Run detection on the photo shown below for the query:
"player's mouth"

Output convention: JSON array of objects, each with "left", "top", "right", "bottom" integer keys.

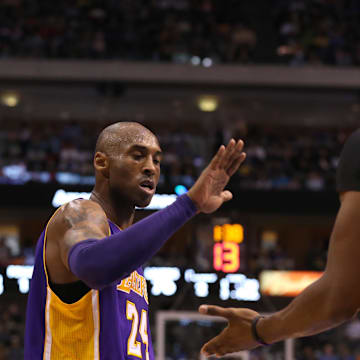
[{"left": 139, "top": 180, "right": 155, "bottom": 195}]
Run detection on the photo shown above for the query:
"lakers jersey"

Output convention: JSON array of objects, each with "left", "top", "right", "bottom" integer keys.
[{"left": 25, "top": 218, "right": 154, "bottom": 360}]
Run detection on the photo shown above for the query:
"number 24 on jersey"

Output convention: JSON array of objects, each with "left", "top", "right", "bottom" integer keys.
[{"left": 126, "top": 301, "right": 150, "bottom": 360}]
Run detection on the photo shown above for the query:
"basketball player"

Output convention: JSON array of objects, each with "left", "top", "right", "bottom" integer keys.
[
  {"left": 199, "top": 129, "right": 360, "bottom": 356},
  {"left": 24, "top": 122, "right": 246, "bottom": 359}
]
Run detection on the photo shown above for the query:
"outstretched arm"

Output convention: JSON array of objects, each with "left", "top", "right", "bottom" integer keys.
[
  {"left": 51, "top": 139, "right": 246, "bottom": 290},
  {"left": 199, "top": 130, "right": 360, "bottom": 357},
  {"left": 199, "top": 191, "right": 360, "bottom": 356},
  {"left": 256, "top": 191, "right": 360, "bottom": 342}
]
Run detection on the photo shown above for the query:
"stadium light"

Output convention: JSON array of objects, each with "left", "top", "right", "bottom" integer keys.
[
  {"left": 202, "top": 57, "right": 213, "bottom": 67},
  {"left": 190, "top": 56, "right": 201, "bottom": 66},
  {"left": 197, "top": 95, "right": 219, "bottom": 112},
  {"left": 52, "top": 189, "right": 177, "bottom": 209},
  {"left": 0, "top": 91, "right": 20, "bottom": 107}
]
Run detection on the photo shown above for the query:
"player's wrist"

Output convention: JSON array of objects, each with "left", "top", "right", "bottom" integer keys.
[
  {"left": 186, "top": 189, "right": 201, "bottom": 213},
  {"left": 178, "top": 193, "right": 199, "bottom": 215},
  {"left": 251, "top": 316, "right": 270, "bottom": 346}
]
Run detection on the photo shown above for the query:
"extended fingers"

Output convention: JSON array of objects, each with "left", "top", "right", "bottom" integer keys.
[
  {"left": 201, "top": 330, "right": 229, "bottom": 357},
  {"left": 199, "top": 306, "right": 232, "bottom": 357},
  {"left": 211, "top": 139, "right": 245, "bottom": 172},
  {"left": 219, "top": 139, "right": 236, "bottom": 169},
  {"left": 209, "top": 145, "right": 226, "bottom": 170},
  {"left": 222, "top": 139, "right": 245, "bottom": 170},
  {"left": 199, "top": 305, "right": 233, "bottom": 319},
  {"left": 227, "top": 152, "right": 246, "bottom": 177}
]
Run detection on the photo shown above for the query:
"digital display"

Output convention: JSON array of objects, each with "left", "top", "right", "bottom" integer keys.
[
  {"left": 213, "top": 224, "right": 244, "bottom": 243},
  {"left": 213, "top": 242, "right": 240, "bottom": 272},
  {"left": 212, "top": 224, "right": 243, "bottom": 273},
  {"left": 0, "top": 265, "right": 260, "bottom": 302},
  {"left": 260, "top": 270, "right": 323, "bottom": 297}
]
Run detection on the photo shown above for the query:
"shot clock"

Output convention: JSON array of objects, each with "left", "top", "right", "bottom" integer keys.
[{"left": 213, "top": 224, "right": 244, "bottom": 273}]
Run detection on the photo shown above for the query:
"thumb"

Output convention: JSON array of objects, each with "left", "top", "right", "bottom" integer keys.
[
  {"left": 199, "top": 305, "right": 232, "bottom": 319},
  {"left": 221, "top": 190, "right": 233, "bottom": 203}
]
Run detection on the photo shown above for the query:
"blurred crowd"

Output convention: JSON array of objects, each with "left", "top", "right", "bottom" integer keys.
[
  {"left": 294, "top": 319, "right": 360, "bottom": 360},
  {"left": 0, "top": 0, "right": 257, "bottom": 64},
  {"left": 0, "top": 304, "right": 23, "bottom": 360},
  {"left": 275, "top": 0, "right": 360, "bottom": 66},
  {"left": 0, "top": 0, "right": 359, "bottom": 66},
  {"left": 238, "top": 126, "right": 347, "bottom": 191},
  {"left": 0, "top": 120, "right": 351, "bottom": 191},
  {"left": 0, "top": 121, "right": 97, "bottom": 185}
]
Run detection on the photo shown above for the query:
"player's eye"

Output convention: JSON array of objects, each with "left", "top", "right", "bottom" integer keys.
[
  {"left": 153, "top": 159, "right": 160, "bottom": 165},
  {"left": 133, "top": 153, "right": 144, "bottom": 160}
]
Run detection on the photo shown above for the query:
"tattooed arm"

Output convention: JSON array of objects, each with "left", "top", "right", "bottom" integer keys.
[
  {"left": 46, "top": 195, "right": 197, "bottom": 289},
  {"left": 45, "top": 199, "right": 109, "bottom": 284},
  {"left": 59, "top": 200, "right": 110, "bottom": 271}
]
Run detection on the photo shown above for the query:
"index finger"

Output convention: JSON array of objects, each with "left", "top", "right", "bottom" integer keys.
[
  {"left": 219, "top": 139, "right": 236, "bottom": 169},
  {"left": 209, "top": 145, "right": 226, "bottom": 170},
  {"left": 199, "top": 305, "right": 233, "bottom": 319}
]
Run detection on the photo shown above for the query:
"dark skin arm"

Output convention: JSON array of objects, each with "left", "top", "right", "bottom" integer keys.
[
  {"left": 200, "top": 191, "right": 360, "bottom": 356},
  {"left": 45, "top": 200, "right": 109, "bottom": 284}
]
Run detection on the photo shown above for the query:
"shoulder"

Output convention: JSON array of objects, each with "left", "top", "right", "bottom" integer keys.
[
  {"left": 50, "top": 199, "right": 109, "bottom": 234},
  {"left": 60, "top": 198, "right": 105, "bottom": 218}
]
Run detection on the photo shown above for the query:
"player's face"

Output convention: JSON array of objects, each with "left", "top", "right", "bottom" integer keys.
[{"left": 109, "top": 135, "right": 162, "bottom": 208}]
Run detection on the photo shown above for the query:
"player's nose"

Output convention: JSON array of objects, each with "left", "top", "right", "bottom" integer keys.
[{"left": 142, "top": 157, "right": 156, "bottom": 175}]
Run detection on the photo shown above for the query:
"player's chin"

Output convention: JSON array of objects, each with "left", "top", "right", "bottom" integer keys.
[{"left": 135, "top": 193, "right": 154, "bottom": 208}]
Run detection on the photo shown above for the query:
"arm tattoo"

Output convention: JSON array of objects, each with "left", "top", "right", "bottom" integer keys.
[
  {"left": 70, "top": 226, "right": 108, "bottom": 239},
  {"left": 63, "top": 202, "right": 108, "bottom": 235}
]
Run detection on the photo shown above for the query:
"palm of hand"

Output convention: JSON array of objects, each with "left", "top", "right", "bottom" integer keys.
[
  {"left": 219, "top": 317, "right": 259, "bottom": 353},
  {"left": 199, "top": 169, "right": 230, "bottom": 214},
  {"left": 199, "top": 306, "right": 260, "bottom": 356},
  {"left": 187, "top": 139, "right": 246, "bottom": 214}
]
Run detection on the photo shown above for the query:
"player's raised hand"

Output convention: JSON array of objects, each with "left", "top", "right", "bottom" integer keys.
[
  {"left": 198, "top": 305, "right": 260, "bottom": 357},
  {"left": 187, "top": 139, "right": 246, "bottom": 213}
]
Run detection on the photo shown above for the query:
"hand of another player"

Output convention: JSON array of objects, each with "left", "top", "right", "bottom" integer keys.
[
  {"left": 198, "top": 305, "right": 260, "bottom": 357},
  {"left": 187, "top": 139, "right": 246, "bottom": 214}
]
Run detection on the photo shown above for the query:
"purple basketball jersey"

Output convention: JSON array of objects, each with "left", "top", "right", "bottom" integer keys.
[{"left": 25, "top": 218, "right": 154, "bottom": 360}]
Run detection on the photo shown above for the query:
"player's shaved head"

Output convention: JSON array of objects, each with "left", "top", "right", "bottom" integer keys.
[
  {"left": 95, "top": 122, "right": 158, "bottom": 156},
  {"left": 93, "top": 121, "right": 162, "bottom": 209}
]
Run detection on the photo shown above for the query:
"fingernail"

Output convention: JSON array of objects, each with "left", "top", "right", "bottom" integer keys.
[{"left": 199, "top": 305, "right": 208, "bottom": 313}]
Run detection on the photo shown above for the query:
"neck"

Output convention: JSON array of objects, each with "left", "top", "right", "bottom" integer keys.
[{"left": 90, "top": 188, "right": 135, "bottom": 230}]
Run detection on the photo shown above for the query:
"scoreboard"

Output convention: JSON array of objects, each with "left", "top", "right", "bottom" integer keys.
[{"left": 213, "top": 224, "right": 244, "bottom": 273}]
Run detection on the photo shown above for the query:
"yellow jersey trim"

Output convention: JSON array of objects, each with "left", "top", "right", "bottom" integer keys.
[{"left": 41, "top": 201, "right": 110, "bottom": 360}]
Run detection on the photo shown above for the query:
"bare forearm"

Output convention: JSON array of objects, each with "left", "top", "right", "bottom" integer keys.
[{"left": 258, "top": 275, "right": 357, "bottom": 344}]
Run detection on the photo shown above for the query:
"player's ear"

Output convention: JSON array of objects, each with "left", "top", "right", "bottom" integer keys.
[{"left": 94, "top": 152, "right": 110, "bottom": 179}]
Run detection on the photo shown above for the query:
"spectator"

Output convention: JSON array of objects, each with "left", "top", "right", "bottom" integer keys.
[
  {"left": 0, "top": 121, "right": 353, "bottom": 191},
  {"left": 275, "top": 0, "right": 360, "bottom": 66},
  {"left": 319, "top": 344, "right": 339, "bottom": 360}
]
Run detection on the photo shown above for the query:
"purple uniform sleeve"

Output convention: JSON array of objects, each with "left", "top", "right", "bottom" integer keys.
[{"left": 68, "top": 194, "right": 197, "bottom": 289}]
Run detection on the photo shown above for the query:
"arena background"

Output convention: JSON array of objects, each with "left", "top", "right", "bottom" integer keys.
[{"left": 0, "top": 0, "right": 360, "bottom": 359}]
